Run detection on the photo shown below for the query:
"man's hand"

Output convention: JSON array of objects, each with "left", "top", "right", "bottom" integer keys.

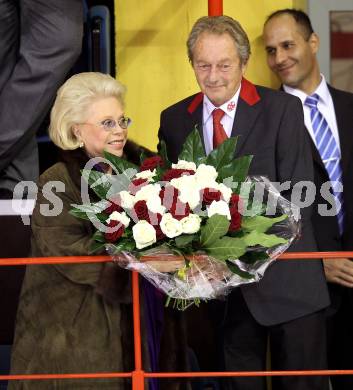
[{"left": 323, "top": 258, "right": 353, "bottom": 287}]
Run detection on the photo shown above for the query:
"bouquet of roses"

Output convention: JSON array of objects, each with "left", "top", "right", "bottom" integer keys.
[{"left": 71, "top": 129, "right": 299, "bottom": 309}]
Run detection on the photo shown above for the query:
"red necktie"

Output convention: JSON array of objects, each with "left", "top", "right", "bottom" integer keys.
[{"left": 212, "top": 108, "right": 228, "bottom": 149}]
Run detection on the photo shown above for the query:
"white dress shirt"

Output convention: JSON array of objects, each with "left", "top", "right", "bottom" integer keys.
[
  {"left": 202, "top": 86, "right": 241, "bottom": 155},
  {"left": 283, "top": 75, "right": 341, "bottom": 153}
]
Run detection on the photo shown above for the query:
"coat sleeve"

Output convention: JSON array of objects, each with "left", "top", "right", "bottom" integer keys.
[{"left": 31, "top": 163, "right": 122, "bottom": 289}]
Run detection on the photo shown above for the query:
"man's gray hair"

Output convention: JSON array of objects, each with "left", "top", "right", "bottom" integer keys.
[{"left": 187, "top": 15, "right": 251, "bottom": 65}]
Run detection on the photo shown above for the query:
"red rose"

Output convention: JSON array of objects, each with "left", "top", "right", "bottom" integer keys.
[
  {"left": 104, "top": 196, "right": 123, "bottom": 214},
  {"left": 201, "top": 188, "right": 222, "bottom": 206},
  {"left": 229, "top": 207, "right": 242, "bottom": 232},
  {"left": 170, "top": 200, "right": 190, "bottom": 220},
  {"left": 147, "top": 212, "right": 162, "bottom": 226},
  {"left": 229, "top": 193, "right": 241, "bottom": 208},
  {"left": 140, "top": 156, "right": 163, "bottom": 171},
  {"left": 154, "top": 225, "right": 166, "bottom": 241},
  {"left": 159, "top": 185, "right": 179, "bottom": 208},
  {"left": 162, "top": 168, "right": 195, "bottom": 182},
  {"left": 105, "top": 220, "right": 125, "bottom": 243},
  {"left": 129, "top": 178, "right": 148, "bottom": 195},
  {"left": 133, "top": 200, "right": 150, "bottom": 221}
]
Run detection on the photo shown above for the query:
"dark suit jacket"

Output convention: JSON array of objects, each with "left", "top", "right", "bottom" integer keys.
[
  {"left": 158, "top": 78, "right": 330, "bottom": 326},
  {"left": 308, "top": 85, "right": 353, "bottom": 310}
]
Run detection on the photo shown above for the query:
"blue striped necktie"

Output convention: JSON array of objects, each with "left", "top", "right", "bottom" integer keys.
[{"left": 304, "top": 94, "right": 344, "bottom": 235}]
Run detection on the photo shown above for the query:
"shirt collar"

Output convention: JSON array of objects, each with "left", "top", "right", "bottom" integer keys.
[
  {"left": 283, "top": 74, "right": 330, "bottom": 106},
  {"left": 203, "top": 86, "right": 241, "bottom": 122},
  {"left": 314, "top": 75, "right": 330, "bottom": 106}
]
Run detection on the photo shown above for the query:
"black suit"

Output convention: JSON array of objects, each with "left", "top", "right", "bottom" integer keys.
[
  {"left": 304, "top": 85, "right": 353, "bottom": 390},
  {"left": 311, "top": 86, "right": 353, "bottom": 251},
  {"left": 158, "top": 78, "right": 330, "bottom": 390},
  {"left": 0, "top": 0, "right": 83, "bottom": 195}
]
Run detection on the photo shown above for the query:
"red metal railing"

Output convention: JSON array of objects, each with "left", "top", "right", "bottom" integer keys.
[{"left": 1, "top": 252, "right": 353, "bottom": 389}]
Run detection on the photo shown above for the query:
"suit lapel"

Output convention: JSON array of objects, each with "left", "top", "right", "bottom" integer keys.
[
  {"left": 186, "top": 80, "right": 262, "bottom": 155},
  {"left": 279, "top": 84, "right": 327, "bottom": 173},
  {"left": 329, "top": 85, "right": 353, "bottom": 174},
  {"left": 232, "top": 78, "right": 261, "bottom": 154},
  {"left": 187, "top": 92, "right": 205, "bottom": 149}
]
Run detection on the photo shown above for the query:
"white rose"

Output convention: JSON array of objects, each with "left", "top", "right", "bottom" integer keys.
[
  {"left": 170, "top": 174, "right": 195, "bottom": 191},
  {"left": 207, "top": 200, "right": 231, "bottom": 220},
  {"left": 170, "top": 175, "right": 200, "bottom": 209},
  {"left": 195, "top": 164, "right": 218, "bottom": 181},
  {"left": 146, "top": 197, "right": 166, "bottom": 215},
  {"left": 119, "top": 190, "right": 135, "bottom": 209},
  {"left": 160, "top": 213, "right": 183, "bottom": 238},
  {"left": 181, "top": 214, "right": 201, "bottom": 234},
  {"left": 135, "top": 169, "right": 156, "bottom": 182},
  {"left": 107, "top": 211, "right": 130, "bottom": 227},
  {"left": 132, "top": 220, "right": 156, "bottom": 249},
  {"left": 217, "top": 183, "right": 232, "bottom": 203},
  {"left": 196, "top": 179, "right": 218, "bottom": 192},
  {"left": 135, "top": 183, "right": 161, "bottom": 201},
  {"left": 178, "top": 188, "right": 200, "bottom": 210},
  {"left": 172, "top": 160, "right": 196, "bottom": 171}
]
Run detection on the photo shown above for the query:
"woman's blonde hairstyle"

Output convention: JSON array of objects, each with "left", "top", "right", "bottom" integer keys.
[{"left": 49, "top": 72, "right": 126, "bottom": 150}]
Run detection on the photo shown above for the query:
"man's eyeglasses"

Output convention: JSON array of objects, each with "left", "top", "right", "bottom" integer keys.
[{"left": 82, "top": 117, "right": 132, "bottom": 131}]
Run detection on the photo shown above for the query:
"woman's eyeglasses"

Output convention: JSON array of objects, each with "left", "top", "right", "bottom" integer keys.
[{"left": 82, "top": 117, "right": 132, "bottom": 131}]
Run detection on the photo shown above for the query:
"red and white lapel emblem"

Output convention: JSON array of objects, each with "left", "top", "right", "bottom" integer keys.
[{"left": 227, "top": 101, "right": 236, "bottom": 112}]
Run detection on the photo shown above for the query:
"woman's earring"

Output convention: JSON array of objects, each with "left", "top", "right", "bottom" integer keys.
[{"left": 79, "top": 141, "right": 84, "bottom": 148}]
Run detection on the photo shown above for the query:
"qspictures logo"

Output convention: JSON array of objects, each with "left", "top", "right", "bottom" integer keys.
[{"left": 7, "top": 156, "right": 343, "bottom": 229}]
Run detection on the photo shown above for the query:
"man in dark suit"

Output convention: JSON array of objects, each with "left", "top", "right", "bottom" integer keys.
[
  {"left": 158, "top": 15, "right": 330, "bottom": 390},
  {"left": 263, "top": 9, "right": 353, "bottom": 390},
  {"left": 0, "top": 0, "right": 83, "bottom": 199}
]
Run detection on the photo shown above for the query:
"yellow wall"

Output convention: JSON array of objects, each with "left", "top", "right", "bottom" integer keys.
[{"left": 115, "top": 0, "right": 306, "bottom": 151}]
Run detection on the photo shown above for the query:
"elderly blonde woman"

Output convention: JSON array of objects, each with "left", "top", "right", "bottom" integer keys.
[{"left": 9, "top": 73, "right": 190, "bottom": 390}]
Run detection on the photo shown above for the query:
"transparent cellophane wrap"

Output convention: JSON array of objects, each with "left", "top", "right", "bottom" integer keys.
[{"left": 107, "top": 177, "right": 301, "bottom": 303}]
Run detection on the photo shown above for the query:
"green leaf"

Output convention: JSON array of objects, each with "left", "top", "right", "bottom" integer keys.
[
  {"left": 89, "top": 241, "right": 106, "bottom": 254},
  {"left": 237, "top": 182, "right": 266, "bottom": 216},
  {"left": 242, "top": 214, "right": 288, "bottom": 233},
  {"left": 69, "top": 208, "right": 91, "bottom": 221},
  {"left": 139, "top": 150, "right": 148, "bottom": 165},
  {"left": 108, "top": 238, "right": 136, "bottom": 253},
  {"left": 243, "top": 231, "right": 287, "bottom": 248},
  {"left": 226, "top": 261, "right": 253, "bottom": 279},
  {"left": 178, "top": 128, "right": 206, "bottom": 165},
  {"left": 206, "top": 236, "right": 247, "bottom": 261},
  {"left": 175, "top": 234, "right": 196, "bottom": 248},
  {"left": 93, "top": 230, "right": 105, "bottom": 243},
  {"left": 205, "top": 136, "right": 238, "bottom": 170},
  {"left": 71, "top": 200, "right": 108, "bottom": 214},
  {"left": 158, "top": 140, "right": 172, "bottom": 169},
  {"left": 239, "top": 251, "right": 270, "bottom": 265},
  {"left": 103, "top": 150, "right": 138, "bottom": 173},
  {"left": 70, "top": 199, "right": 108, "bottom": 221},
  {"left": 153, "top": 165, "right": 165, "bottom": 182},
  {"left": 106, "top": 171, "right": 137, "bottom": 198},
  {"left": 200, "top": 215, "right": 230, "bottom": 247},
  {"left": 219, "top": 155, "right": 253, "bottom": 189},
  {"left": 96, "top": 213, "right": 109, "bottom": 223},
  {"left": 81, "top": 169, "right": 111, "bottom": 199}
]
